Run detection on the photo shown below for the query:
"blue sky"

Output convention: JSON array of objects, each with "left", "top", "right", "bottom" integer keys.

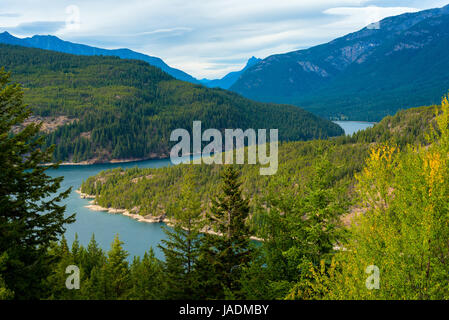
[{"left": 1, "top": 0, "right": 448, "bottom": 79}]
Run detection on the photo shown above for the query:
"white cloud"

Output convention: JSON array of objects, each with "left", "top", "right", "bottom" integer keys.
[
  {"left": 136, "top": 28, "right": 192, "bottom": 36},
  {"left": 0, "top": 13, "right": 20, "bottom": 17},
  {"left": 0, "top": 0, "right": 445, "bottom": 78},
  {"left": 324, "top": 6, "right": 419, "bottom": 29}
]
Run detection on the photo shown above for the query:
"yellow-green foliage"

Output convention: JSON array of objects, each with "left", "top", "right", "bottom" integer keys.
[{"left": 294, "top": 96, "right": 449, "bottom": 300}]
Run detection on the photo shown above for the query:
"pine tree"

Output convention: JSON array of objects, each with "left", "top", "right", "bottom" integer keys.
[
  {"left": 83, "top": 234, "right": 106, "bottom": 277},
  {"left": 129, "top": 249, "right": 166, "bottom": 300},
  {"left": 158, "top": 168, "right": 203, "bottom": 299},
  {"left": 0, "top": 68, "right": 75, "bottom": 299},
  {"left": 255, "top": 150, "right": 348, "bottom": 299},
  {"left": 71, "top": 233, "right": 83, "bottom": 265},
  {"left": 104, "top": 234, "right": 130, "bottom": 299},
  {"left": 197, "top": 166, "right": 253, "bottom": 299},
  {"left": 45, "top": 236, "right": 81, "bottom": 300},
  {"left": 284, "top": 153, "right": 347, "bottom": 266}
]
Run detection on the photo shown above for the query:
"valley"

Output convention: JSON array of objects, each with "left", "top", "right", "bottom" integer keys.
[{"left": 2, "top": 1, "right": 449, "bottom": 302}]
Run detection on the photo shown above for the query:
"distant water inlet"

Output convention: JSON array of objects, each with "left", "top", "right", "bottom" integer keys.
[{"left": 333, "top": 121, "right": 375, "bottom": 136}]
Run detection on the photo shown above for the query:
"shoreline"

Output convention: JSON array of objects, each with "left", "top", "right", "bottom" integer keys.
[
  {"left": 77, "top": 190, "right": 263, "bottom": 241},
  {"left": 332, "top": 120, "right": 378, "bottom": 124},
  {"left": 42, "top": 151, "right": 205, "bottom": 167},
  {"left": 42, "top": 155, "right": 169, "bottom": 167}
]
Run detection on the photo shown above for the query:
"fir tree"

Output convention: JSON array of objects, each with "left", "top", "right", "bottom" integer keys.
[
  {"left": 45, "top": 236, "right": 81, "bottom": 300},
  {"left": 159, "top": 168, "right": 203, "bottom": 299},
  {"left": 104, "top": 234, "right": 130, "bottom": 299},
  {"left": 0, "top": 68, "right": 74, "bottom": 299},
  {"left": 197, "top": 166, "right": 253, "bottom": 299},
  {"left": 83, "top": 234, "right": 106, "bottom": 277},
  {"left": 256, "top": 150, "right": 348, "bottom": 299},
  {"left": 129, "top": 249, "right": 166, "bottom": 300}
]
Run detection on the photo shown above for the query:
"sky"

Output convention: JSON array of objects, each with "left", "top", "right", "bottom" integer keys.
[{"left": 0, "top": 0, "right": 448, "bottom": 79}]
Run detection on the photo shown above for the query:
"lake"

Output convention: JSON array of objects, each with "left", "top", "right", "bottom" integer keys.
[
  {"left": 333, "top": 121, "right": 375, "bottom": 136},
  {"left": 49, "top": 121, "right": 375, "bottom": 260},
  {"left": 46, "top": 158, "right": 176, "bottom": 261}
]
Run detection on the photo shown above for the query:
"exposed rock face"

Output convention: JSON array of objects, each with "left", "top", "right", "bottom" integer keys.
[
  {"left": 12, "top": 115, "right": 77, "bottom": 134},
  {"left": 230, "top": 4, "right": 449, "bottom": 121},
  {"left": 297, "top": 61, "right": 329, "bottom": 77}
]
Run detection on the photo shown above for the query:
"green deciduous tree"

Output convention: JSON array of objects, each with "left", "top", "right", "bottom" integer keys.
[{"left": 297, "top": 96, "right": 449, "bottom": 300}]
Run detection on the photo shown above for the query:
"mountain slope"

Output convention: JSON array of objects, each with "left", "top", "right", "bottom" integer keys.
[
  {"left": 231, "top": 4, "right": 449, "bottom": 121},
  {"left": 1, "top": 44, "right": 343, "bottom": 163},
  {"left": 79, "top": 102, "right": 438, "bottom": 227},
  {"left": 200, "top": 57, "right": 261, "bottom": 89},
  {"left": 0, "top": 31, "right": 199, "bottom": 84}
]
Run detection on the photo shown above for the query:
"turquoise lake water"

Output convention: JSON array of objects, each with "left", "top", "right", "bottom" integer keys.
[
  {"left": 48, "top": 121, "right": 374, "bottom": 260},
  {"left": 333, "top": 121, "right": 375, "bottom": 136},
  {"left": 46, "top": 158, "right": 174, "bottom": 260}
]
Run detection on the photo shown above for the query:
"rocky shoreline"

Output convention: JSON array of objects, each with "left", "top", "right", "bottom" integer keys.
[
  {"left": 42, "top": 155, "right": 168, "bottom": 167},
  {"left": 76, "top": 190, "right": 167, "bottom": 223},
  {"left": 76, "top": 190, "right": 263, "bottom": 241}
]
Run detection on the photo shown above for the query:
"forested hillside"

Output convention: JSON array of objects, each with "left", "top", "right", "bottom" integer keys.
[
  {"left": 0, "top": 31, "right": 198, "bottom": 83},
  {"left": 74, "top": 99, "right": 449, "bottom": 300},
  {"left": 80, "top": 103, "right": 438, "bottom": 237},
  {"left": 0, "top": 44, "right": 343, "bottom": 162},
  {"left": 4, "top": 61, "right": 449, "bottom": 300}
]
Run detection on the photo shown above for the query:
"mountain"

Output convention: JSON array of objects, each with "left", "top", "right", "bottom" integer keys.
[
  {"left": 0, "top": 31, "right": 199, "bottom": 84},
  {"left": 0, "top": 44, "right": 343, "bottom": 162},
  {"left": 231, "top": 4, "right": 449, "bottom": 121},
  {"left": 200, "top": 56, "right": 262, "bottom": 89}
]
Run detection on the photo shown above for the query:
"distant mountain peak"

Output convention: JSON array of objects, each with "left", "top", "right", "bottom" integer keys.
[
  {"left": 230, "top": 5, "right": 449, "bottom": 121},
  {"left": 245, "top": 56, "right": 262, "bottom": 68},
  {"left": 0, "top": 31, "right": 15, "bottom": 39},
  {"left": 0, "top": 32, "right": 199, "bottom": 84},
  {"left": 200, "top": 56, "right": 262, "bottom": 89}
]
